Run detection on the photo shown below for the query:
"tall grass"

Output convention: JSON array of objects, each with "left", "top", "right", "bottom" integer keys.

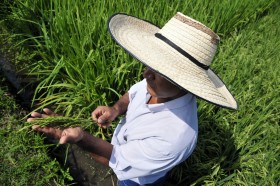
[
  {"left": 0, "top": 0, "right": 276, "bottom": 116},
  {"left": 170, "top": 4, "right": 280, "bottom": 185},
  {"left": 0, "top": 0, "right": 279, "bottom": 185},
  {"left": 0, "top": 76, "right": 73, "bottom": 185}
]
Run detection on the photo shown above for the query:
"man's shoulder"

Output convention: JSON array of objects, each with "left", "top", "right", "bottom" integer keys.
[{"left": 128, "top": 79, "right": 146, "bottom": 93}]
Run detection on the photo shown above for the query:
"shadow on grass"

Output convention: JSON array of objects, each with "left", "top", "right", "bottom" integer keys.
[{"left": 167, "top": 111, "right": 240, "bottom": 185}]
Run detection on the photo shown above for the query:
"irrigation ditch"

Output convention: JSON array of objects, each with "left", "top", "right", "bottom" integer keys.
[{"left": 0, "top": 52, "right": 118, "bottom": 186}]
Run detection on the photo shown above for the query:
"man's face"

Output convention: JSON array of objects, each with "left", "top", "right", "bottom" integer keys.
[{"left": 143, "top": 67, "right": 184, "bottom": 99}]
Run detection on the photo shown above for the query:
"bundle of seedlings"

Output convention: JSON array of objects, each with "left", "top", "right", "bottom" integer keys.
[
  {"left": 21, "top": 116, "right": 113, "bottom": 140},
  {"left": 27, "top": 116, "right": 94, "bottom": 129},
  {"left": 19, "top": 116, "right": 94, "bottom": 132}
]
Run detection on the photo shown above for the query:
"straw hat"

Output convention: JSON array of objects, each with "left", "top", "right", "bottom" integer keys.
[{"left": 108, "top": 12, "right": 238, "bottom": 110}]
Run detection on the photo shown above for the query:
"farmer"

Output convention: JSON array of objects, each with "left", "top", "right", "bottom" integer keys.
[{"left": 28, "top": 12, "right": 237, "bottom": 185}]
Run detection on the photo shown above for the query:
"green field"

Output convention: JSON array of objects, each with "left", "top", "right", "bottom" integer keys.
[{"left": 0, "top": 0, "right": 279, "bottom": 185}]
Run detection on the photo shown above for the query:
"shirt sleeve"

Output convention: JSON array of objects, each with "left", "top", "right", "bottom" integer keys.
[
  {"left": 109, "top": 137, "right": 187, "bottom": 180},
  {"left": 127, "top": 79, "right": 146, "bottom": 101}
]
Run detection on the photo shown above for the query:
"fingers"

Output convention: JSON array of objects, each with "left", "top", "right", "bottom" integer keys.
[
  {"left": 92, "top": 107, "right": 112, "bottom": 128},
  {"left": 97, "top": 122, "right": 110, "bottom": 129},
  {"left": 27, "top": 108, "right": 58, "bottom": 123},
  {"left": 29, "top": 108, "right": 83, "bottom": 145},
  {"left": 27, "top": 112, "right": 43, "bottom": 122},
  {"left": 59, "top": 135, "right": 68, "bottom": 144},
  {"left": 31, "top": 125, "right": 83, "bottom": 144},
  {"left": 31, "top": 124, "right": 41, "bottom": 130},
  {"left": 32, "top": 125, "right": 63, "bottom": 139},
  {"left": 59, "top": 130, "right": 68, "bottom": 144},
  {"left": 43, "top": 108, "right": 57, "bottom": 116},
  {"left": 97, "top": 114, "right": 111, "bottom": 129},
  {"left": 91, "top": 107, "right": 102, "bottom": 122},
  {"left": 91, "top": 106, "right": 115, "bottom": 128},
  {"left": 31, "top": 112, "right": 41, "bottom": 118},
  {"left": 97, "top": 113, "right": 110, "bottom": 124},
  {"left": 59, "top": 127, "right": 84, "bottom": 144},
  {"left": 27, "top": 117, "right": 37, "bottom": 122}
]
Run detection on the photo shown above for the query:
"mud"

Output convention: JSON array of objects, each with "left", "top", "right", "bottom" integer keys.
[
  {"left": 50, "top": 143, "right": 118, "bottom": 186},
  {"left": 0, "top": 52, "right": 35, "bottom": 109}
]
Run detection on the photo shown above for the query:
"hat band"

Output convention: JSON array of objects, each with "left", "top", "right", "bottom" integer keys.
[{"left": 155, "top": 33, "right": 209, "bottom": 70}]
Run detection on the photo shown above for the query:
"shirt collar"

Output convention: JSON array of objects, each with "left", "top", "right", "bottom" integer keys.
[{"left": 145, "top": 92, "right": 195, "bottom": 112}]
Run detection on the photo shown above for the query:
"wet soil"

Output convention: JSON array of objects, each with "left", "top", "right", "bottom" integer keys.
[
  {"left": 51, "top": 143, "right": 118, "bottom": 186},
  {"left": 68, "top": 145, "right": 118, "bottom": 185}
]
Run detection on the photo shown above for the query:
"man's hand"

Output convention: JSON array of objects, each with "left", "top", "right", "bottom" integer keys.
[
  {"left": 91, "top": 106, "right": 119, "bottom": 129},
  {"left": 28, "top": 108, "right": 113, "bottom": 166},
  {"left": 27, "top": 108, "right": 84, "bottom": 144},
  {"left": 91, "top": 93, "right": 129, "bottom": 129},
  {"left": 27, "top": 108, "right": 58, "bottom": 121}
]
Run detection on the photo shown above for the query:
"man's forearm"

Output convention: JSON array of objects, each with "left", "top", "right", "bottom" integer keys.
[
  {"left": 76, "top": 131, "right": 113, "bottom": 166},
  {"left": 78, "top": 93, "right": 129, "bottom": 166},
  {"left": 112, "top": 92, "right": 129, "bottom": 116}
]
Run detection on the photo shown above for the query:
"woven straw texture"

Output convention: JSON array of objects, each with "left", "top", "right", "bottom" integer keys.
[{"left": 108, "top": 13, "right": 237, "bottom": 110}]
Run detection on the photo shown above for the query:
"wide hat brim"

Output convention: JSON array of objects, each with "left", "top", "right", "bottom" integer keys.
[{"left": 108, "top": 13, "right": 238, "bottom": 110}]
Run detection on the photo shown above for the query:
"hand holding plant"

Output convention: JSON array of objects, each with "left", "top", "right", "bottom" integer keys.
[
  {"left": 91, "top": 106, "right": 119, "bottom": 129},
  {"left": 27, "top": 108, "right": 84, "bottom": 144}
]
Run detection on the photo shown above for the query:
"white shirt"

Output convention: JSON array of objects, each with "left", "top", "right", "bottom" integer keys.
[{"left": 109, "top": 79, "right": 198, "bottom": 184}]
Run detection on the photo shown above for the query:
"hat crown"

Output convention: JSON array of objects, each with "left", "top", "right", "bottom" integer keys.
[
  {"left": 157, "top": 12, "right": 220, "bottom": 68},
  {"left": 108, "top": 12, "right": 238, "bottom": 110}
]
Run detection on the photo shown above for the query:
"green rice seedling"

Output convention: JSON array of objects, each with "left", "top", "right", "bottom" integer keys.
[
  {"left": 168, "top": 3, "right": 280, "bottom": 185},
  {"left": 1, "top": 0, "right": 280, "bottom": 185},
  {"left": 1, "top": 0, "right": 277, "bottom": 118},
  {"left": 0, "top": 78, "right": 73, "bottom": 185},
  {"left": 21, "top": 116, "right": 93, "bottom": 129}
]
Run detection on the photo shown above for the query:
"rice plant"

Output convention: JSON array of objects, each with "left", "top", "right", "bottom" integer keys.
[
  {"left": 0, "top": 0, "right": 279, "bottom": 185},
  {"left": 0, "top": 76, "right": 73, "bottom": 185},
  {"left": 0, "top": 0, "right": 276, "bottom": 116}
]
